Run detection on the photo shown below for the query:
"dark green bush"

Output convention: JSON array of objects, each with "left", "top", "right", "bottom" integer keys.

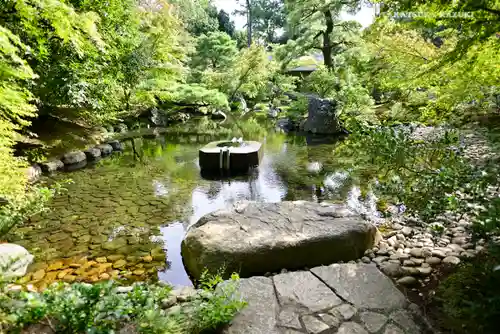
[{"left": 434, "top": 245, "right": 500, "bottom": 334}]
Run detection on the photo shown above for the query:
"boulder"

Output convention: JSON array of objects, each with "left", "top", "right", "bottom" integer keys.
[
  {"left": 276, "top": 118, "right": 296, "bottom": 132},
  {"left": 61, "top": 151, "right": 86, "bottom": 165},
  {"left": 97, "top": 144, "right": 113, "bottom": 156},
  {"left": 108, "top": 140, "right": 123, "bottom": 151},
  {"left": 181, "top": 201, "right": 378, "bottom": 279},
  {"left": 303, "top": 95, "right": 342, "bottom": 134},
  {"left": 40, "top": 160, "right": 64, "bottom": 173},
  {"left": 0, "top": 244, "right": 34, "bottom": 279},
  {"left": 26, "top": 164, "right": 42, "bottom": 183},
  {"left": 84, "top": 147, "right": 102, "bottom": 161}
]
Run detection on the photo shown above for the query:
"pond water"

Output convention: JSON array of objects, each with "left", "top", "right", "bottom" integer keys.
[{"left": 8, "top": 128, "right": 377, "bottom": 289}]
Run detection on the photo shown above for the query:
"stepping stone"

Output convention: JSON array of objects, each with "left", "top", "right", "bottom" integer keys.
[
  {"left": 360, "top": 311, "right": 388, "bottom": 333},
  {"left": 223, "top": 276, "right": 280, "bottom": 334},
  {"left": 337, "top": 322, "right": 369, "bottom": 334},
  {"left": 273, "top": 271, "right": 342, "bottom": 312},
  {"left": 311, "top": 264, "right": 407, "bottom": 310}
]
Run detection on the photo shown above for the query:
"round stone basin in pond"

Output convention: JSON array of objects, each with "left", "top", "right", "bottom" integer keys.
[
  {"left": 6, "top": 130, "right": 357, "bottom": 290},
  {"left": 199, "top": 140, "right": 263, "bottom": 173}
]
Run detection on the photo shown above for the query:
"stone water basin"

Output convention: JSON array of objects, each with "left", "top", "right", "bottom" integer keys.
[{"left": 199, "top": 140, "right": 263, "bottom": 172}]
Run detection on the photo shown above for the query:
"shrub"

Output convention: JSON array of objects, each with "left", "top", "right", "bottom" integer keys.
[
  {"left": 332, "top": 125, "right": 500, "bottom": 235},
  {"left": 433, "top": 245, "right": 500, "bottom": 334},
  {"left": 0, "top": 272, "right": 246, "bottom": 333}
]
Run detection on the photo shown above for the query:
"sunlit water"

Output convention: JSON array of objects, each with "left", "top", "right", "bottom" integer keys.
[{"left": 8, "top": 130, "right": 381, "bottom": 288}]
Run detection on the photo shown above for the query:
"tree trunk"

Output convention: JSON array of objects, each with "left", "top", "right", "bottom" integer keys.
[
  {"left": 124, "top": 88, "right": 132, "bottom": 111},
  {"left": 322, "top": 10, "right": 334, "bottom": 69},
  {"left": 246, "top": 0, "right": 252, "bottom": 47}
]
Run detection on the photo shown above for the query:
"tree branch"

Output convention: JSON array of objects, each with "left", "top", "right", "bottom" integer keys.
[
  {"left": 313, "top": 30, "right": 324, "bottom": 40},
  {"left": 477, "top": 6, "right": 500, "bottom": 16}
]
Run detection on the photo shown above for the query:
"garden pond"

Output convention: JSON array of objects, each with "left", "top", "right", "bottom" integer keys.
[{"left": 7, "top": 127, "right": 378, "bottom": 290}]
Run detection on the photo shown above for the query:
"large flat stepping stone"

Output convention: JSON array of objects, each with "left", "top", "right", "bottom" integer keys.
[
  {"left": 182, "top": 201, "right": 378, "bottom": 279},
  {"left": 273, "top": 271, "right": 342, "bottom": 312},
  {"left": 224, "top": 276, "right": 280, "bottom": 334},
  {"left": 224, "top": 264, "right": 429, "bottom": 334},
  {"left": 311, "top": 263, "right": 407, "bottom": 310}
]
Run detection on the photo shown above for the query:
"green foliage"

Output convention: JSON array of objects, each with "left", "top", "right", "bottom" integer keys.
[
  {"left": 251, "top": 0, "right": 286, "bottom": 43},
  {"left": 191, "top": 270, "right": 247, "bottom": 332},
  {"left": 378, "top": 0, "right": 500, "bottom": 63},
  {"left": 302, "top": 65, "right": 375, "bottom": 129},
  {"left": 1, "top": 0, "right": 105, "bottom": 118},
  {"left": 1, "top": 273, "right": 246, "bottom": 333},
  {"left": 365, "top": 7, "right": 500, "bottom": 124},
  {"left": 233, "top": 30, "right": 248, "bottom": 49},
  {"left": 333, "top": 127, "right": 469, "bottom": 218},
  {"left": 169, "top": 0, "right": 219, "bottom": 36},
  {"left": 285, "top": 96, "right": 308, "bottom": 122},
  {"left": 434, "top": 245, "right": 500, "bottom": 334},
  {"left": 217, "top": 10, "right": 236, "bottom": 37},
  {"left": 283, "top": 0, "right": 363, "bottom": 68},
  {"left": 155, "top": 83, "right": 230, "bottom": 112},
  {"left": 0, "top": 24, "right": 60, "bottom": 235},
  {"left": 191, "top": 32, "right": 238, "bottom": 71}
]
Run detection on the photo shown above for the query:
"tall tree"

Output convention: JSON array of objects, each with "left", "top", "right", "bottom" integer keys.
[
  {"left": 190, "top": 32, "right": 238, "bottom": 70},
  {"left": 284, "top": 0, "right": 362, "bottom": 69},
  {"left": 0, "top": 0, "right": 104, "bottom": 117},
  {"left": 217, "top": 10, "right": 236, "bottom": 37},
  {"left": 169, "top": 0, "right": 219, "bottom": 36},
  {"left": 235, "top": 0, "right": 253, "bottom": 46},
  {"left": 252, "top": 0, "right": 286, "bottom": 43}
]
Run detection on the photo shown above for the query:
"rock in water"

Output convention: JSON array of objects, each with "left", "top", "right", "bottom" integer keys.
[
  {"left": 40, "top": 160, "right": 64, "bottom": 173},
  {"left": 61, "top": 151, "right": 86, "bottom": 165},
  {"left": 97, "top": 144, "right": 113, "bottom": 156},
  {"left": 84, "top": 147, "right": 101, "bottom": 161},
  {"left": 108, "top": 140, "right": 123, "bottom": 151},
  {"left": 0, "top": 244, "right": 34, "bottom": 279},
  {"left": 181, "top": 201, "right": 378, "bottom": 279},
  {"left": 303, "top": 95, "right": 342, "bottom": 134}
]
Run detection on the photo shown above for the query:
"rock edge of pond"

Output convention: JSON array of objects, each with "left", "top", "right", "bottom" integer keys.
[{"left": 26, "top": 139, "right": 124, "bottom": 182}]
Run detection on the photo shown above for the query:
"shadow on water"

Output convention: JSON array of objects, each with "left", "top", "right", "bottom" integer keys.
[{"left": 8, "top": 127, "right": 357, "bottom": 288}]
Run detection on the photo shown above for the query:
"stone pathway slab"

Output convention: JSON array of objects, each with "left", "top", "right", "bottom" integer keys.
[
  {"left": 311, "top": 264, "right": 407, "bottom": 310},
  {"left": 223, "top": 264, "right": 431, "bottom": 334},
  {"left": 224, "top": 276, "right": 280, "bottom": 334},
  {"left": 273, "top": 271, "right": 343, "bottom": 312}
]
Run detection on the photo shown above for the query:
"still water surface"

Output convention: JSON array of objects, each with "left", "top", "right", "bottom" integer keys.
[{"left": 10, "top": 130, "right": 373, "bottom": 288}]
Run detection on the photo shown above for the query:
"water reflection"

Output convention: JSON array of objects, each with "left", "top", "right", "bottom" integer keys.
[
  {"left": 191, "top": 155, "right": 286, "bottom": 225},
  {"left": 158, "top": 222, "right": 191, "bottom": 287}
]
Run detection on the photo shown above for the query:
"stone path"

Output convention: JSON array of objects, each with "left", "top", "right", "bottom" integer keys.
[{"left": 224, "top": 264, "right": 432, "bottom": 334}]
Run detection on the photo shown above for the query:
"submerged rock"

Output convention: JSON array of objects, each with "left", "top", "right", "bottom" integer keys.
[
  {"left": 181, "top": 201, "right": 378, "bottom": 279},
  {"left": 0, "top": 244, "right": 34, "bottom": 279}
]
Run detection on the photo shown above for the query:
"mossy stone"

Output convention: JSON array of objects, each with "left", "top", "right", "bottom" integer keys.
[{"left": 102, "top": 238, "right": 127, "bottom": 251}]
